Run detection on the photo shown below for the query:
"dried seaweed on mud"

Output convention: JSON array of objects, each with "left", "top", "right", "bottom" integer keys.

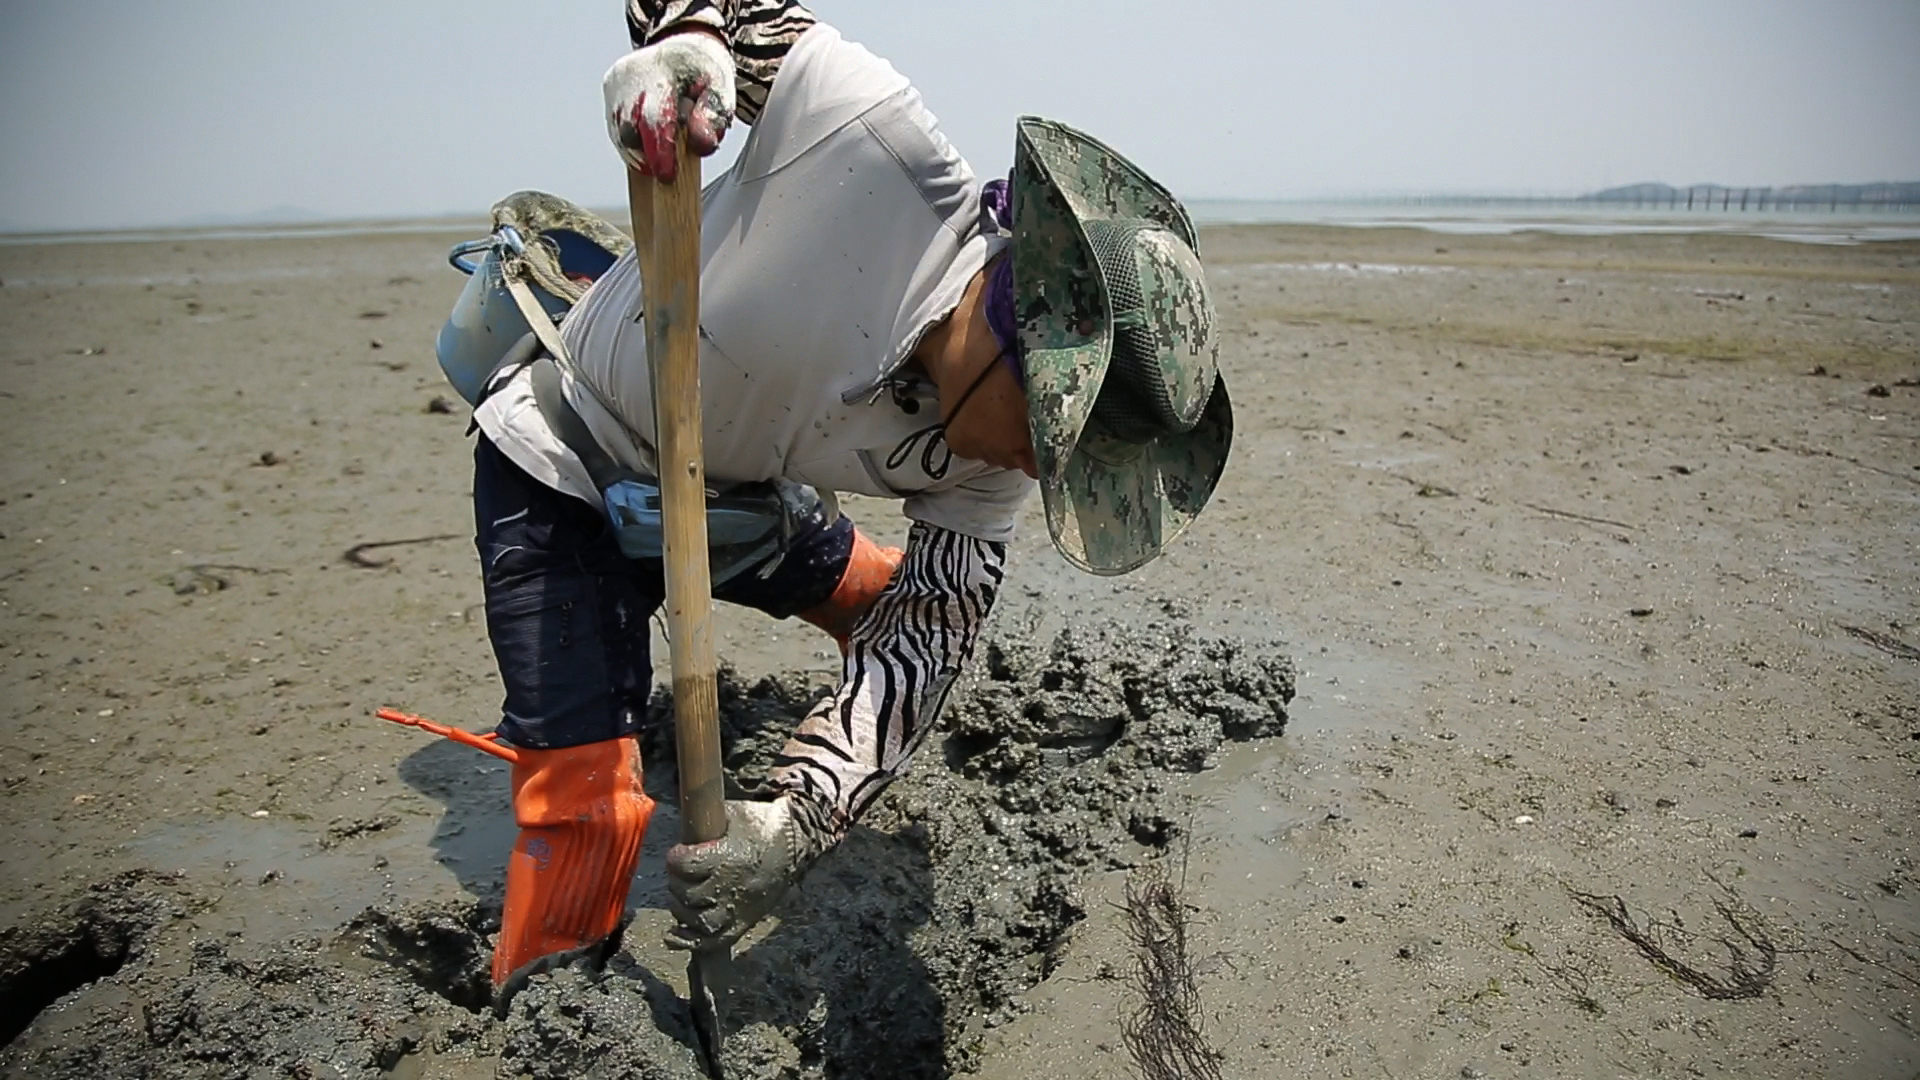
[
  {"left": 1570, "top": 887, "right": 1779, "bottom": 1000},
  {"left": 1502, "top": 921, "right": 1608, "bottom": 1016},
  {"left": 1837, "top": 623, "right": 1920, "bottom": 662},
  {"left": 1121, "top": 856, "right": 1224, "bottom": 1080},
  {"left": 1523, "top": 503, "right": 1637, "bottom": 533},
  {"left": 1827, "top": 933, "right": 1920, "bottom": 992},
  {"left": 342, "top": 533, "right": 462, "bottom": 568}
]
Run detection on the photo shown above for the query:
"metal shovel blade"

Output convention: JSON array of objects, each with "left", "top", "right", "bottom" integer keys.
[{"left": 687, "top": 948, "right": 727, "bottom": 1079}]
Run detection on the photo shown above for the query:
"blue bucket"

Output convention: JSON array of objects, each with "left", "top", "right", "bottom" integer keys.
[{"left": 433, "top": 225, "right": 621, "bottom": 406}]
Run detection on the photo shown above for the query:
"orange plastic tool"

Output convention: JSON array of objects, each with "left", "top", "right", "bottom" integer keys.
[{"left": 376, "top": 707, "right": 519, "bottom": 763}]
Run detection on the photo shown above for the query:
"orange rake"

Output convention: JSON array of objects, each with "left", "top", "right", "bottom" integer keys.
[{"left": 375, "top": 707, "right": 519, "bottom": 763}]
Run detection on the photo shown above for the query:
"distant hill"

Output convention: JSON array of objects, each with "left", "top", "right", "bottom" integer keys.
[{"left": 1581, "top": 181, "right": 1920, "bottom": 208}]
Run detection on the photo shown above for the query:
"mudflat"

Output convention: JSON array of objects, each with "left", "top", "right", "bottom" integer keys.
[{"left": 0, "top": 222, "right": 1914, "bottom": 1078}]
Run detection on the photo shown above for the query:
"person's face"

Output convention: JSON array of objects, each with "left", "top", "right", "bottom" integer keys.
[{"left": 941, "top": 353, "right": 1037, "bottom": 478}]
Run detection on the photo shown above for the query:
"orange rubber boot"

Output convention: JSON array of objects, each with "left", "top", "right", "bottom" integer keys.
[
  {"left": 797, "top": 528, "right": 904, "bottom": 649},
  {"left": 492, "top": 736, "right": 655, "bottom": 1005}
]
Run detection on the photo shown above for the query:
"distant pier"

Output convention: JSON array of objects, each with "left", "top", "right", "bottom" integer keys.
[{"left": 1576, "top": 181, "right": 1920, "bottom": 212}]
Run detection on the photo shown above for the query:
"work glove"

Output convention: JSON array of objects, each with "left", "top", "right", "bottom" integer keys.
[
  {"left": 602, "top": 30, "right": 735, "bottom": 182},
  {"left": 664, "top": 793, "right": 834, "bottom": 951}
]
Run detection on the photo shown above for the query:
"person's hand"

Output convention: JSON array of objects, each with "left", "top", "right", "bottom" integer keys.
[
  {"left": 602, "top": 29, "right": 735, "bottom": 181},
  {"left": 664, "top": 794, "right": 830, "bottom": 951}
]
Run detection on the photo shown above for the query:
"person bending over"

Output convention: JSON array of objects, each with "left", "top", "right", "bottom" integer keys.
[{"left": 466, "top": 0, "right": 1232, "bottom": 1000}]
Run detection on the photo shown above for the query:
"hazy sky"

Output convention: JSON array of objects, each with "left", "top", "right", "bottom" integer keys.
[{"left": 3, "top": 0, "right": 1918, "bottom": 231}]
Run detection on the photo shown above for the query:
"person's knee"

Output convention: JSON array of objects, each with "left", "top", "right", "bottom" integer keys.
[
  {"left": 479, "top": 516, "right": 657, "bottom": 748},
  {"left": 488, "top": 571, "right": 654, "bottom": 749}
]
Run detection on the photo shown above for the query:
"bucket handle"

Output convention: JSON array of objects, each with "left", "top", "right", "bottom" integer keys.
[{"left": 447, "top": 224, "right": 529, "bottom": 276}]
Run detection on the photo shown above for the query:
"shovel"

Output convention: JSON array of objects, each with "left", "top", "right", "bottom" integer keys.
[{"left": 631, "top": 138, "right": 730, "bottom": 1079}]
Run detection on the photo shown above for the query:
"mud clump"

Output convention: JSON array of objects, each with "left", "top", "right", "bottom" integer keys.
[
  {"left": 0, "top": 872, "right": 175, "bottom": 1047},
  {"left": 496, "top": 963, "right": 706, "bottom": 1079},
  {"left": 344, "top": 899, "right": 496, "bottom": 1013},
  {"left": 134, "top": 939, "right": 448, "bottom": 1073},
  {"left": 644, "top": 618, "right": 1295, "bottom": 1078},
  {"left": 1, "top": 619, "right": 1292, "bottom": 1080},
  {"left": 2, "top": 883, "right": 505, "bottom": 1078},
  {"left": 4, "top": 908, "right": 490, "bottom": 1078},
  {"left": 907, "top": 622, "right": 1291, "bottom": 1060}
]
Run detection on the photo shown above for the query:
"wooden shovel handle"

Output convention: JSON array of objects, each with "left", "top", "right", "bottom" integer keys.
[{"left": 636, "top": 140, "right": 727, "bottom": 846}]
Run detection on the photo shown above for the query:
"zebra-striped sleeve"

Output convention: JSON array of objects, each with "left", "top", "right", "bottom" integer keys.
[
  {"left": 769, "top": 522, "right": 1007, "bottom": 838},
  {"left": 626, "top": 0, "right": 817, "bottom": 126}
]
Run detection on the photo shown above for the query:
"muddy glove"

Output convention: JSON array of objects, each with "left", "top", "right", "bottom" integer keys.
[
  {"left": 664, "top": 793, "right": 835, "bottom": 951},
  {"left": 602, "top": 29, "right": 735, "bottom": 182}
]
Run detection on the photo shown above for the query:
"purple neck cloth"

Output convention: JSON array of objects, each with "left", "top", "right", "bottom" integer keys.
[{"left": 980, "top": 176, "right": 1022, "bottom": 382}]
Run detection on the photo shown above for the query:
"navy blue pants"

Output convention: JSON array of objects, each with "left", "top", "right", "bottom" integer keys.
[{"left": 473, "top": 436, "right": 853, "bottom": 749}]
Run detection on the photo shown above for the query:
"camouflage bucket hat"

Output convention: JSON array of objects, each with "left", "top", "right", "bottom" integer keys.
[{"left": 1012, "top": 116, "right": 1232, "bottom": 576}]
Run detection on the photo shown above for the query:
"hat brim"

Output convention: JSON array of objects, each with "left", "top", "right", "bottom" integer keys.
[
  {"left": 1042, "top": 374, "right": 1231, "bottom": 575},
  {"left": 1012, "top": 116, "right": 1229, "bottom": 575}
]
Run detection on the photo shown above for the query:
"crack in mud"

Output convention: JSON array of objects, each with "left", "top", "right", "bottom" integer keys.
[{"left": 1, "top": 620, "right": 1293, "bottom": 1079}]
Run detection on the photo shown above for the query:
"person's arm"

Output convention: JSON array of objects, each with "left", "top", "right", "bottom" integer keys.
[
  {"left": 660, "top": 521, "right": 1006, "bottom": 950},
  {"left": 769, "top": 521, "right": 1007, "bottom": 837},
  {"left": 625, "top": 0, "right": 817, "bottom": 126}
]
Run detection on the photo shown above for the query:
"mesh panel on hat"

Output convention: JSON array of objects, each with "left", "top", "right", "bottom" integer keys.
[{"left": 1085, "top": 219, "right": 1183, "bottom": 444}]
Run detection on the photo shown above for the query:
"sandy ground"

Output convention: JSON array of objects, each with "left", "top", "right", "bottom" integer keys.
[{"left": 0, "top": 221, "right": 1916, "bottom": 1078}]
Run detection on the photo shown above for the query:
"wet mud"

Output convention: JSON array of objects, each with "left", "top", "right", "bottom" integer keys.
[
  {"left": 0, "top": 620, "right": 1294, "bottom": 1079},
  {"left": 9, "top": 225, "right": 1912, "bottom": 1078}
]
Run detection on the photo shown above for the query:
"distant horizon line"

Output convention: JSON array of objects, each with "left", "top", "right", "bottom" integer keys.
[{"left": 6, "top": 181, "right": 1919, "bottom": 239}]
